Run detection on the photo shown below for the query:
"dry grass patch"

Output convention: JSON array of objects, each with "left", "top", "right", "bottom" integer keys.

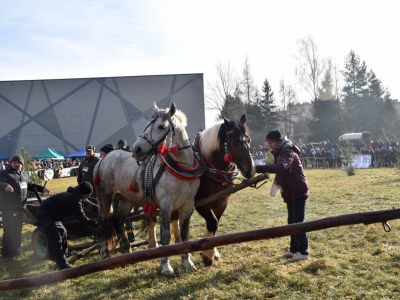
[{"left": 0, "top": 169, "right": 400, "bottom": 299}]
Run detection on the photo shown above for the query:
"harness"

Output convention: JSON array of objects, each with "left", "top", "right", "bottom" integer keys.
[
  {"left": 192, "top": 134, "right": 239, "bottom": 183},
  {"left": 191, "top": 122, "right": 253, "bottom": 183},
  {"left": 135, "top": 113, "right": 203, "bottom": 215}
]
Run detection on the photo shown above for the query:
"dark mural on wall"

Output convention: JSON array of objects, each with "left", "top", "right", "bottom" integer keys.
[{"left": 0, "top": 74, "right": 205, "bottom": 158}]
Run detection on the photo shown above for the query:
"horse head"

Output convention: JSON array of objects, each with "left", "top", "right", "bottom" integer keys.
[
  {"left": 222, "top": 114, "right": 256, "bottom": 179},
  {"left": 132, "top": 102, "right": 184, "bottom": 161}
]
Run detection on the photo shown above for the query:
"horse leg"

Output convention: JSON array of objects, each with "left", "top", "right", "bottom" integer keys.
[
  {"left": 170, "top": 210, "right": 181, "bottom": 244},
  {"left": 147, "top": 216, "right": 158, "bottom": 248},
  {"left": 158, "top": 208, "right": 175, "bottom": 277},
  {"left": 178, "top": 206, "right": 196, "bottom": 271},
  {"left": 197, "top": 207, "right": 219, "bottom": 266},
  {"left": 114, "top": 199, "right": 133, "bottom": 254}
]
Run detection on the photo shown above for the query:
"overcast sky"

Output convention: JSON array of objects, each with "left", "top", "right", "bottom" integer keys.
[{"left": 1, "top": 1, "right": 399, "bottom": 126}]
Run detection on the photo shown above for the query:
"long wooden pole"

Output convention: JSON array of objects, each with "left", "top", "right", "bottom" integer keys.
[
  {"left": 0, "top": 208, "right": 399, "bottom": 290},
  {"left": 195, "top": 172, "right": 270, "bottom": 207}
]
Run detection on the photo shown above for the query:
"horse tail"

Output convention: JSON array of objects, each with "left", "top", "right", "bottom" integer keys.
[{"left": 96, "top": 185, "right": 116, "bottom": 254}]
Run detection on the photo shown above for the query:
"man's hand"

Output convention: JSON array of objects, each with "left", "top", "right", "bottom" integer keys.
[
  {"left": 5, "top": 185, "right": 14, "bottom": 192},
  {"left": 43, "top": 188, "right": 51, "bottom": 194}
]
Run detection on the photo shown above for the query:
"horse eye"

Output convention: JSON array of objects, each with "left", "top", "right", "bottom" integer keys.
[
  {"left": 158, "top": 125, "right": 166, "bottom": 130},
  {"left": 240, "top": 136, "right": 249, "bottom": 143}
]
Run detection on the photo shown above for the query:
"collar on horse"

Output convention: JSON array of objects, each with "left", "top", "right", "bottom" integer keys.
[
  {"left": 193, "top": 134, "right": 239, "bottom": 183},
  {"left": 159, "top": 152, "right": 204, "bottom": 181}
]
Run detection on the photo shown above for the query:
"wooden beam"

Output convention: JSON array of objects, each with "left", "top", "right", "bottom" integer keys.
[
  {"left": 195, "top": 172, "right": 270, "bottom": 207},
  {"left": 0, "top": 208, "right": 399, "bottom": 290}
]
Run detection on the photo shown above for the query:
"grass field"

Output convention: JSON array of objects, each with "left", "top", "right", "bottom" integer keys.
[{"left": 1, "top": 168, "right": 400, "bottom": 299}]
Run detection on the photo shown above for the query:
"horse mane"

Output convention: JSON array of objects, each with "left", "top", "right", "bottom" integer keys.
[
  {"left": 152, "top": 107, "right": 187, "bottom": 130},
  {"left": 173, "top": 109, "right": 187, "bottom": 130},
  {"left": 199, "top": 122, "right": 223, "bottom": 159},
  {"left": 199, "top": 118, "right": 250, "bottom": 160}
]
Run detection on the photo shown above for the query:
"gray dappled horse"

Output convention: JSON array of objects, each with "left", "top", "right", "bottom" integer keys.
[{"left": 94, "top": 102, "right": 200, "bottom": 277}]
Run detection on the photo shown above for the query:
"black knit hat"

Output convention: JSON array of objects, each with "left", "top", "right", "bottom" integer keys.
[
  {"left": 266, "top": 130, "right": 282, "bottom": 142},
  {"left": 79, "top": 181, "right": 93, "bottom": 195},
  {"left": 100, "top": 144, "right": 115, "bottom": 154},
  {"left": 118, "top": 139, "right": 127, "bottom": 147},
  {"left": 11, "top": 155, "right": 24, "bottom": 166}
]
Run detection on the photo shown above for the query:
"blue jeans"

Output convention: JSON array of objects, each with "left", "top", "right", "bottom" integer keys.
[{"left": 287, "top": 196, "right": 308, "bottom": 255}]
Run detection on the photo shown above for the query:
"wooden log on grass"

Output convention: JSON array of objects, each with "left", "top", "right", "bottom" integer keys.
[
  {"left": 68, "top": 243, "right": 100, "bottom": 263},
  {"left": 0, "top": 208, "right": 399, "bottom": 290}
]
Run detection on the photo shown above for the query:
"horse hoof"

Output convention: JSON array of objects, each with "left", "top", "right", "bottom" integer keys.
[
  {"left": 159, "top": 268, "right": 176, "bottom": 277},
  {"left": 159, "top": 262, "right": 175, "bottom": 277},
  {"left": 183, "top": 260, "right": 197, "bottom": 271},
  {"left": 200, "top": 253, "right": 213, "bottom": 267}
]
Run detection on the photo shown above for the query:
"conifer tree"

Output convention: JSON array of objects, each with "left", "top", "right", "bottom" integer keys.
[
  {"left": 341, "top": 50, "right": 369, "bottom": 132},
  {"left": 246, "top": 78, "right": 278, "bottom": 132}
]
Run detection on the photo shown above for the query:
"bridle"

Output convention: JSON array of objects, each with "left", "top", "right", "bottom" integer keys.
[
  {"left": 139, "top": 114, "right": 192, "bottom": 155},
  {"left": 225, "top": 122, "right": 252, "bottom": 164},
  {"left": 139, "top": 115, "right": 175, "bottom": 155}
]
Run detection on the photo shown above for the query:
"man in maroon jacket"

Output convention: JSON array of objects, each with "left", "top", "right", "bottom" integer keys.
[{"left": 256, "top": 130, "right": 310, "bottom": 261}]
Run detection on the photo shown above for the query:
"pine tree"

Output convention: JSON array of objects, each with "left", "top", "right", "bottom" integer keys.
[
  {"left": 368, "top": 70, "right": 385, "bottom": 98},
  {"left": 308, "top": 60, "right": 341, "bottom": 141},
  {"left": 341, "top": 50, "right": 369, "bottom": 132},
  {"left": 246, "top": 78, "right": 278, "bottom": 133},
  {"left": 308, "top": 98, "right": 342, "bottom": 142},
  {"left": 261, "top": 78, "right": 279, "bottom": 132},
  {"left": 318, "top": 60, "right": 335, "bottom": 100},
  {"left": 217, "top": 93, "right": 245, "bottom": 121}
]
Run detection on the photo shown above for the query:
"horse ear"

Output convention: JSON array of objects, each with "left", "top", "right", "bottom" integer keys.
[
  {"left": 223, "top": 117, "right": 232, "bottom": 130},
  {"left": 153, "top": 102, "right": 160, "bottom": 114},
  {"left": 168, "top": 102, "right": 176, "bottom": 118},
  {"left": 240, "top": 114, "right": 246, "bottom": 125}
]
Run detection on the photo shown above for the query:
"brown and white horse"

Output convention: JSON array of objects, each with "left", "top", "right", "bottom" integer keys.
[{"left": 191, "top": 114, "right": 256, "bottom": 265}]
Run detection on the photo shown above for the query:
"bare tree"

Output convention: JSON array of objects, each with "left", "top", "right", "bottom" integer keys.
[
  {"left": 241, "top": 55, "right": 257, "bottom": 105},
  {"left": 206, "top": 61, "right": 242, "bottom": 121},
  {"left": 333, "top": 60, "right": 341, "bottom": 100},
  {"left": 294, "top": 36, "right": 325, "bottom": 101},
  {"left": 280, "top": 79, "right": 298, "bottom": 138}
]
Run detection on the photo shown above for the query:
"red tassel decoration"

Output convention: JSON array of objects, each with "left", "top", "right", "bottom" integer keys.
[
  {"left": 223, "top": 151, "right": 233, "bottom": 162},
  {"left": 158, "top": 144, "right": 167, "bottom": 156},
  {"left": 147, "top": 201, "right": 158, "bottom": 217},
  {"left": 93, "top": 176, "right": 99, "bottom": 186},
  {"left": 148, "top": 206, "right": 154, "bottom": 217},
  {"left": 143, "top": 202, "right": 149, "bottom": 212},
  {"left": 169, "top": 144, "right": 178, "bottom": 153},
  {"left": 151, "top": 201, "right": 158, "bottom": 211},
  {"left": 128, "top": 180, "right": 139, "bottom": 192}
]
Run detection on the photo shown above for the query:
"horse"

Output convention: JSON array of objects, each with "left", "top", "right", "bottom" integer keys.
[
  {"left": 131, "top": 113, "right": 255, "bottom": 267},
  {"left": 94, "top": 102, "right": 201, "bottom": 277},
  {"left": 190, "top": 114, "right": 256, "bottom": 266}
]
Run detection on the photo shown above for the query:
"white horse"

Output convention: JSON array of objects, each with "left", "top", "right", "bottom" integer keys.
[{"left": 94, "top": 102, "right": 200, "bottom": 277}]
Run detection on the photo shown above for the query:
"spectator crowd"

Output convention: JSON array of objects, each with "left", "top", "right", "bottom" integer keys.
[{"left": 253, "top": 138, "right": 399, "bottom": 169}]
